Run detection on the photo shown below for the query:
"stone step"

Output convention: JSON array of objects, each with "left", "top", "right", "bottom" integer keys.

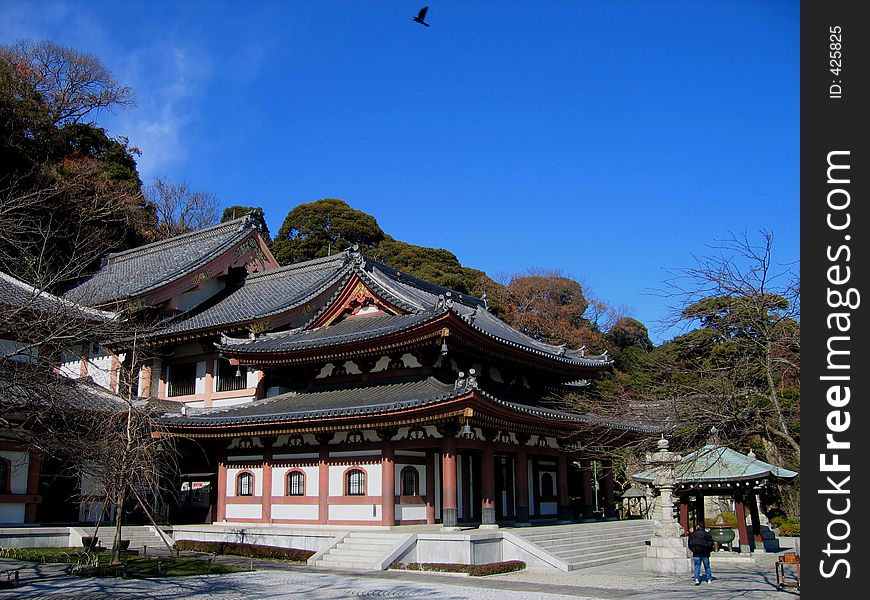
[
  {"left": 515, "top": 521, "right": 654, "bottom": 571},
  {"left": 539, "top": 538, "right": 650, "bottom": 555},
  {"left": 316, "top": 555, "right": 379, "bottom": 570},
  {"left": 328, "top": 547, "right": 383, "bottom": 558},
  {"left": 560, "top": 545, "right": 648, "bottom": 562},
  {"left": 568, "top": 549, "right": 649, "bottom": 571},
  {"left": 533, "top": 531, "right": 651, "bottom": 544}
]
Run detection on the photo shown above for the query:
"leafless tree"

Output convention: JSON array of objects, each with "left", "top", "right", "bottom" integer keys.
[
  {"left": 0, "top": 40, "right": 134, "bottom": 126},
  {"left": 145, "top": 177, "right": 219, "bottom": 239},
  {"left": 656, "top": 230, "right": 800, "bottom": 455}
]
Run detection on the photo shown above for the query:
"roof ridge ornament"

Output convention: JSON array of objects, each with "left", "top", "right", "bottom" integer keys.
[{"left": 467, "top": 368, "right": 478, "bottom": 389}]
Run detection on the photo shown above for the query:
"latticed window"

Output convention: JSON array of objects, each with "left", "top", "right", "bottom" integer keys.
[
  {"left": 400, "top": 466, "right": 419, "bottom": 496},
  {"left": 167, "top": 362, "right": 197, "bottom": 397},
  {"left": 237, "top": 472, "right": 254, "bottom": 496},
  {"left": 287, "top": 471, "right": 304, "bottom": 496},
  {"left": 345, "top": 469, "right": 366, "bottom": 496},
  {"left": 216, "top": 358, "right": 247, "bottom": 392}
]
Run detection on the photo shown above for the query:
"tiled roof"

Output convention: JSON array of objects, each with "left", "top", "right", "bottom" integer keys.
[
  {"left": 64, "top": 215, "right": 262, "bottom": 306},
  {"left": 147, "top": 253, "right": 350, "bottom": 339},
  {"left": 219, "top": 304, "right": 609, "bottom": 368},
  {"left": 0, "top": 367, "right": 129, "bottom": 414},
  {"left": 632, "top": 444, "right": 799, "bottom": 484},
  {"left": 124, "top": 245, "right": 607, "bottom": 368},
  {"left": 160, "top": 375, "right": 466, "bottom": 427},
  {"left": 218, "top": 311, "right": 440, "bottom": 353},
  {"left": 0, "top": 270, "right": 115, "bottom": 321},
  {"left": 159, "top": 375, "right": 647, "bottom": 432}
]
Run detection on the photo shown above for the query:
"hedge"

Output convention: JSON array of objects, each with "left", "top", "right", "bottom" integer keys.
[
  {"left": 390, "top": 560, "right": 525, "bottom": 576},
  {"left": 173, "top": 540, "right": 314, "bottom": 562}
]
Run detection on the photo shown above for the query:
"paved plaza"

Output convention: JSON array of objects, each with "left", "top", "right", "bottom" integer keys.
[{"left": 0, "top": 549, "right": 800, "bottom": 600}]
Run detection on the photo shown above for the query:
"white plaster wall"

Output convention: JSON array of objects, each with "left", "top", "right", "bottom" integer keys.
[
  {"left": 179, "top": 277, "right": 225, "bottom": 312},
  {"left": 148, "top": 355, "right": 159, "bottom": 396},
  {"left": 396, "top": 504, "right": 427, "bottom": 521},
  {"left": 87, "top": 349, "right": 113, "bottom": 389},
  {"left": 194, "top": 361, "right": 207, "bottom": 394},
  {"left": 0, "top": 450, "right": 29, "bottom": 493},
  {"left": 79, "top": 499, "right": 108, "bottom": 524},
  {"left": 226, "top": 467, "right": 263, "bottom": 497},
  {"left": 226, "top": 504, "right": 263, "bottom": 520},
  {"left": 395, "top": 464, "right": 425, "bottom": 496},
  {"left": 271, "top": 466, "right": 318, "bottom": 497},
  {"left": 328, "top": 464, "right": 381, "bottom": 496},
  {"left": 212, "top": 396, "right": 255, "bottom": 407},
  {"left": 246, "top": 368, "right": 260, "bottom": 389},
  {"left": 271, "top": 504, "right": 318, "bottom": 520},
  {"left": 0, "top": 504, "right": 26, "bottom": 524},
  {"left": 328, "top": 504, "right": 380, "bottom": 521},
  {"left": 59, "top": 346, "right": 81, "bottom": 377}
]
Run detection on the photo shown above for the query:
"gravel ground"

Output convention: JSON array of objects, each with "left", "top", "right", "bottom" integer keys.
[
  {"left": 0, "top": 569, "right": 597, "bottom": 600},
  {"left": 0, "top": 551, "right": 799, "bottom": 600}
]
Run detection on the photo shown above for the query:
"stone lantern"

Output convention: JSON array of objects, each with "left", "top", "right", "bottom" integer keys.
[{"left": 642, "top": 437, "right": 692, "bottom": 574}]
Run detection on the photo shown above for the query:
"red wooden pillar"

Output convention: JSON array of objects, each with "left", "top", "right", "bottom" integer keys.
[
  {"left": 480, "top": 444, "right": 496, "bottom": 527},
  {"left": 557, "top": 452, "right": 571, "bottom": 522},
  {"left": 679, "top": 497, "right": 690, "bottom": 535},
  {"left": 262, "top": 451, "right": 272, "bottom": 523},
  {"left": 425, "top": 450, "right": 436, "bottom": 524},
  {"left": 441, "top": 435, "right": 458, "bottom": 529},
  {"left": 24, "top": 452, "right": 42, "bottom": 523},
  {"left": 216, "top": 457, "right": 227, "bottom": 522},
  {"left": 514, "top": 446, "right": 530, "bottom": 524},
  {"left": 381, "top": 443, "right": 395, "bottom": 526},
  {"left": 580, "top": 458, "right": 596, "bottom": 521},
  {"left": 735, "top": 494, "right": 751, "bottom": 553},
  {"left": 317, "top": 433, "right": 332, "bottom": 524}
]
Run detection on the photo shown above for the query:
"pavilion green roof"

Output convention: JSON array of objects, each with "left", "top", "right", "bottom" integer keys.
[{"left": 631, "top": 444, "right": 798, "bottom": 486}]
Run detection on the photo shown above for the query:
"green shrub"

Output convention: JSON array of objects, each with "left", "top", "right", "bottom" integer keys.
[
  {"left": 389, "top": 560, "right": 525, "bottom": 576},
  {"left": 775, "top": 519, "right": 800, "bottom": 537},
  {"left": 715, "top": 512, "right": 738, "bottom": 527},
  {"left": 173, "top": 540, "right": 314, "bottom": 562}
]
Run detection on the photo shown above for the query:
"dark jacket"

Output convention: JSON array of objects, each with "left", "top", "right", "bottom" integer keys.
[{"left": 688, "top": 528, "right": 714, "bottom": 557}]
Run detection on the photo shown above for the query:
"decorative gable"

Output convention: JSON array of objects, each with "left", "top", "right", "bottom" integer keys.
[{"left": 309, "top": 275, "right": 406, "bottom": 328}]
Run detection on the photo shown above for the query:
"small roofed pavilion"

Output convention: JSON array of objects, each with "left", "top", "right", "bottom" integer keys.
[{"left": 632, "top": 444, "right": 797, "bottom": 553}]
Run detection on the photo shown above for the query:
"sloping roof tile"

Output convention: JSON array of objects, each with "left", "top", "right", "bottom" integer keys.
[{"left": 64, "top": 215, "right": 261, "bottom": 306}]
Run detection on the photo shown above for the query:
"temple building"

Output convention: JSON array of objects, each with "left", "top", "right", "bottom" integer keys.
[{"left": 4, "top": 215, "right": 658, "bottom": 528}]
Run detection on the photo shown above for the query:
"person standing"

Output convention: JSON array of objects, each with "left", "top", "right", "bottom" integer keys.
[{"left": 688, "top": 523, "right": 714, "bottom": 584}]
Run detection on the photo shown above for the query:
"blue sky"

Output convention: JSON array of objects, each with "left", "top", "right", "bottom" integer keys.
[{"left": 1, "top": 1, "right": 799, "bottom": 344}]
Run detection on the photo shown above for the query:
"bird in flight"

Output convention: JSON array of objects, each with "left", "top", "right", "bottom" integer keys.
[{"left": 413, "top": 6, "right": 430, "bottom": 27}]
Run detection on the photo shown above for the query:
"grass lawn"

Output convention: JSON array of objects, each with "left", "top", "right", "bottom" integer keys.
[
  {"left": 1, "top": 548, "right": 246, "bottom": 578},
  {"left": 75, "top": 556, "right": 246, "bottom": 578},
  {"left": 0, "top": 547, "right": 101, "bottom": 563}
]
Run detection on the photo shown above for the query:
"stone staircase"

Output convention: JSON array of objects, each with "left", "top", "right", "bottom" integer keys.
[
  {"left": 313, "top": 532, "right": 411, "bottom": 570},
  {"left": 80, "top": 525, "right": 174, "bottom": 554},
  {"left": 513, "top": 520, "right": 655, "bottom": 570}
]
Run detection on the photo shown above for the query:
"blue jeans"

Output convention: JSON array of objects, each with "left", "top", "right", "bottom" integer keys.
[{"left": 693, "top": 556, "right": 712, "bottom": 581}]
